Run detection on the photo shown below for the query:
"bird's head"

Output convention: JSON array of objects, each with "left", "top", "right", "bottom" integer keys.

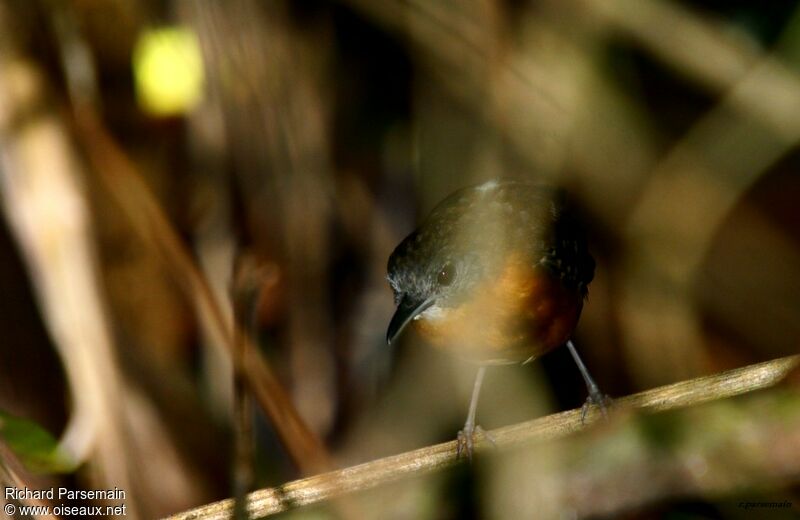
[{"left": 385, "top": 180, "right": 557, "bottom": 344}]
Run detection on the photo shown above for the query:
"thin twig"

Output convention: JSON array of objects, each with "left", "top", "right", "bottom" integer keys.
[
  {"left": 231, "top": 255, "right": 263, "bottom": 519},
  {"left": 164, "top": 355, "right": 800, "bottom": 520}
]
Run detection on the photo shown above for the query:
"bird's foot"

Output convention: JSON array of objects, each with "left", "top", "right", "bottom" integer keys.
[
  {"left": 457, "top": 424, "right": 495, "bottom": 460},
  {"left": 580, "top": 387, "right": 613, "bottom": 424}
]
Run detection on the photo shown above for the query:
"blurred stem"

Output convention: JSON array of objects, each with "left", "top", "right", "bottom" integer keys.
[
  {"left": 0, "top": 3, "right": 135, "bottom": 514},
  {"left": 164, "top": 355, "right": 799, "bottom": 519},
  {"left": 70, "top": 107, "right": 332, "bottom": 475},
  {"left": 231, "top": 254, "right": 264, "bottom": 519}
]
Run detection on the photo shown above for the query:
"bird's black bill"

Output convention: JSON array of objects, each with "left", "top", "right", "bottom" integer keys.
[{"left": 386, "top": 295, "right": 434, "bottom": 345}]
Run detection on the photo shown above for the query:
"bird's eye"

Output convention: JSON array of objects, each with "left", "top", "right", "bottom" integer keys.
[{"left": 437, "top": 262, "right": 455, "bottom": 286}]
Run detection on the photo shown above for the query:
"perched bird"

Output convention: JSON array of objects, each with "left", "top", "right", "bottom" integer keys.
[{"left": 386, "top": 180, "right": 607, "bottom": 458}]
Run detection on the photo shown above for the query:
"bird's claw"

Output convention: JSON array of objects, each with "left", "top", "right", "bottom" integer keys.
[
  {"left": 456, "top": 424, "right": 495, "bottom": 460},
  {"left": 580, "top": 389, "right": 613, "bottom": 424}
]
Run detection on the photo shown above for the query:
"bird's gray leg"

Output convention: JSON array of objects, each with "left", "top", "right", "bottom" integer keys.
[
  {"left": 566, "top": 340, "right": 611, "bottom": 422},
  {"left": 457, "top": 366, "right": 494, "bottom": 460}
]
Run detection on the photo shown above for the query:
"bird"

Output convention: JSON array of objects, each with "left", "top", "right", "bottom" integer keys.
[{"left": 385, "top": 179, "right": 608, "bottom": 458}]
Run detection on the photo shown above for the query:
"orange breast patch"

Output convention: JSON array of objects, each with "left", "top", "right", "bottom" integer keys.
[{"left": 414, "top": 253, "right": 582, "bottom": 363}]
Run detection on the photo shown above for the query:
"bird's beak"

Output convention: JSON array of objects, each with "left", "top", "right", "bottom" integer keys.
[{"left": 386, "top": 294, "right": 434, "bottom": 345}]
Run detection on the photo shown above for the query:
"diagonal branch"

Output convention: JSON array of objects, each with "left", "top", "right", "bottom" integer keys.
[
  {"left": 164, "top": 355, "right": 800, "bottom": 520},
  {"left": 71, "top": 109, "right": 332, "bottom": 475}
]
